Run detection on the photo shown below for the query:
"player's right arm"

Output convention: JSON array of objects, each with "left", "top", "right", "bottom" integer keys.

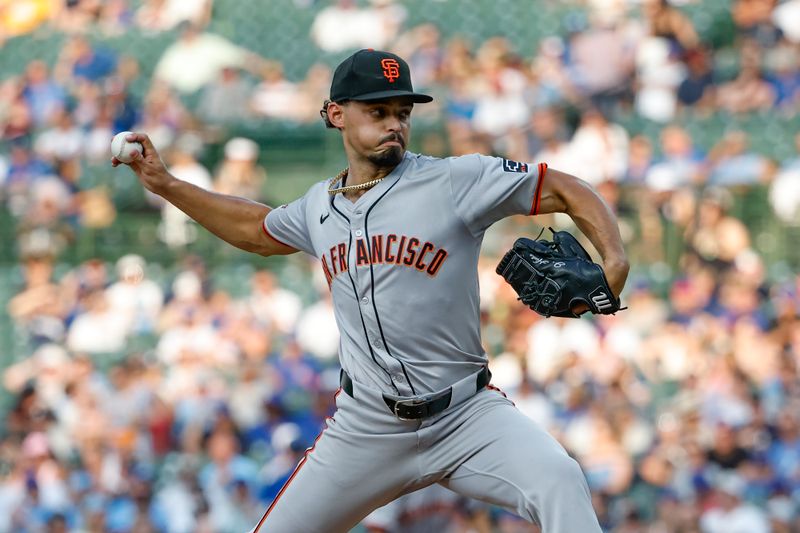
[{"left": 112, "top": 133, "right": 296, "bottom": 257}]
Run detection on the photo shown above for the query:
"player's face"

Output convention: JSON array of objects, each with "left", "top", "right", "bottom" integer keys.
[{"left": 341, "top": 97, "right": 413, "bottom": 168}]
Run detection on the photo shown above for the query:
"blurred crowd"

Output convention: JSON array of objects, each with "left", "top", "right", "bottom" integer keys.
[
  {"left": 1, "top": 0, "right": 800, "bottom": 259},
  {"left": 1, "top": 0, "right": 800, "bottom": 531},
  {"left": 4, "top": 252, "right": 343, "bottom": 533}
]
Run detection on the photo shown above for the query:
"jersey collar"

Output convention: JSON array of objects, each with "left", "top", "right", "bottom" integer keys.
[{"left": 332, "top": 151, "right": 412, "bottom": 211}]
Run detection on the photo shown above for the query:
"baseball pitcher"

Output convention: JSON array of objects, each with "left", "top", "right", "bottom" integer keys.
[{"left": 112, "top": 49, "right": 629, "bottom": 532}]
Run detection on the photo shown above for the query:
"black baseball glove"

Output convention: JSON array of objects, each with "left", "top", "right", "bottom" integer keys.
[{"left": 496, "top": 229, "right": 623, "bottom": 318}]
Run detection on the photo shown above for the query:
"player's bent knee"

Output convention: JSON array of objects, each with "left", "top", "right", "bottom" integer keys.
[
  {"left": 524, "top": 453, "right": 588, "bottom": 497},
  {"left": 514, "top": 454, "right": 593, "bottom": 527},
  {"left": 550, "top": 455, "right": 586, "bottom": 487}
]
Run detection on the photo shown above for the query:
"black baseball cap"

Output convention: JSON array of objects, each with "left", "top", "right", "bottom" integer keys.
[{"left": 329, "top": 49, "right": 433, "bottom": 103}]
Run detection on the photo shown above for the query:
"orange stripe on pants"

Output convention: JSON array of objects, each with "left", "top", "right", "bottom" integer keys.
[{"left": 253, "top": 389, "right": 341, "bottom": 532}]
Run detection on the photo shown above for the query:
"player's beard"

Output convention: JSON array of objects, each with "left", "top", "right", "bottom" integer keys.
[{"left": 369, "top": 134, "right": 405, "bottom": 168}]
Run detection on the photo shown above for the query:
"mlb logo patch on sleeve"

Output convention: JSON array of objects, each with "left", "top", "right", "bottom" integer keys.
[{"left": 502, "top": 159, "right": 529, "bottom": 173}]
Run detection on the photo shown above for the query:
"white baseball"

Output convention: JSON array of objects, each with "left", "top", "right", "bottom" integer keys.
[{"left": 110, "top": 131, "right": 143, "bottom": 163}]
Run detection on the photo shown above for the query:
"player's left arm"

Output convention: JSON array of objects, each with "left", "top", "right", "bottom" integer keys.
[{"left": 535, "top": 168, "right": 630, "bottom": 298}]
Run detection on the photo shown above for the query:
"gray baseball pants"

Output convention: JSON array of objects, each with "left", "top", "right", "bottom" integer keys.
[{"left": 250, "top": 384, "right": 601, "bottom": 532}]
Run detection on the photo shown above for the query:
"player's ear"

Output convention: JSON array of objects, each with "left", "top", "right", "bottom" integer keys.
[{"left": 326, "top": 101, "right": 346, "bottom": 130}]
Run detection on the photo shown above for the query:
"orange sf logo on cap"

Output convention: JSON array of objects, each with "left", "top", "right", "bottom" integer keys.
[{"left": 381, "top": 58, "right": 400, "bottom": 83}]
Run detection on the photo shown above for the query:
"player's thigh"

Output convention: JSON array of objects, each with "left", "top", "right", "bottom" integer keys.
[
  {"left": 435, "top": 390, "right": 598, "bottom": 530},
  {"left": 252, "top": 395, "right": 420, "bottom": 533}
]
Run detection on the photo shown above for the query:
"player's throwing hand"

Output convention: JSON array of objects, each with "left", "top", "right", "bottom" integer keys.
[{"left": 111, "top": 132, "right": 173, "bottom": 195}]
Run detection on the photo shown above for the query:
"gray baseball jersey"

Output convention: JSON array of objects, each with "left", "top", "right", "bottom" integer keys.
[
  {"left": 253, "top": 152, "right": 601, "bottom": 533},
  {"left": 262, "top": 152, "right": 547, "bottom": 397}
]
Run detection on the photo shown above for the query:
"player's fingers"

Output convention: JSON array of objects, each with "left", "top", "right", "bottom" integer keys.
[
  {"left": 571, "top": 302, "right": 590, "bottom": 315},
  {"left": 111, "top": 156, "right": 121, "bottom": 167},
  {"left": 126, "top": 132, "right": 155, "bottom": 153},
  {"left": 128, "top": 149, "right": 144, "bottom": 164}
]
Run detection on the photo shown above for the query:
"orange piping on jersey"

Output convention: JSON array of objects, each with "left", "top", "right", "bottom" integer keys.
[
  {"left": 253, "top": 389, "right": 342, "bottom": 532},
  {"left": 529, "top": 163, "right": 548, "bottom": 216},
  {"left": 261, "top": 220, "right": 293, "bottom": 249}
]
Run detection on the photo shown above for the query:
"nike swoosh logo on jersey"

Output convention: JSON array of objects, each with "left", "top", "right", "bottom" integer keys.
[{"left": 320, "top": 212, "right": 330, "bottom": 224}]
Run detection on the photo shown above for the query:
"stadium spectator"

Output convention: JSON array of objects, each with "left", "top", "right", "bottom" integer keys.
[
  {"left": 564, "top": 107, "right": 629, "bottom": 185},
  {"left": 732, "top": 0, "right": 782, "bottom": 47},
  {"left": 527, "top": 108, "right": 572, "bottom": 173},
  {"left": 133, "top": 80, "right": 187, "bottom": 150},
  {"left": 765, "top": 38, "right": 800, "bottom": 110},
  {"left": 716, "top": 41, "right": 777, "bottom": 114},
  {"left": 310, "top": 0, "right": 405, "bottom": 53},
  {"left": 245, "top": 270, "right": 301, "bottom": 335},
  {"left": 645, "top": 125, "right": 703, "bottom": 193},
  {"left": 566, "top": 13, "right": 635, "bottom": 113},
  {"left": 21, "top": 61, "right": 66, "bottom": 129},
  {"left": 294, "top": 62, "right": 335, "bottom": 123},
  {"left": 470, "top": 38, "right": 530, "bottom": 140},
  {"left": 198, "top": 67, "right": 252, "bottom": 125},
  {"left": 708, "top": 131, "right": 773, "bottom": 186},
  {"left": 199, "top": 430, "right": 260, "bottom": 532},
  {"left": 643, "top": 0, "right": 700, "bottom": 53},
  {"left": 136, "top": 0, "right": 213, "bottom": 32},
  {"left": 1, "top": 78, "right": 33, "bottom": 141},
  {"left": 394, "top": 23, "right": 445, "bottom": 92},
  {"left": 250, "top": 61, "right": 306, "bottom": 122},
  {"left": 153, "top": 21, "right": 254, "bottom": 94},
  {"left": 54, "top": 36, "right": 117, "bottom": 86},
  {"left": 766, "top": 409, "right": 800, "bottom": 490},
  {"left": 677, "top": 46, "right": 716, "bottom": 110},
  {"left": 529, "top": 36, "right": 580, "bottom": 109},
  {"left": 66, "top": 289, "right": 129, "bottom": 354},
  {"left": 294, "top": 293, "right": 339, "bottom": 361},
  {"left": 634, "top": 36, "right": 686, "bottom": 122},
  {"left": 773, "top": 0, "right": 800, "bottom": 43},
  {"left": 212, "top": 137, "right": 266, "bottom": 200},
  {"left": 769, "top": 132, "right": 800, "bottom": 224},
  {"left": 7, "top": 255, "right": 65, "bottom": 345},
  {"left": 579, "top": 414, "right": 635, "bottom": 495},
  {"left": 70, "top": 78, "right": 102, "bottom": 129},
  {"left": 16, "top": 172, "right": 75, "bottom": 255},
  {"left": 104, "top": 75, "right": 140, "bottom": 136},
  {"left": 157, "top": 134, "right": 213, "bottom": 247},
  {"left": 84, "top": 105, "right": 116, "bottom": 162},
  {"left": 33, "top": 108, "right": 84, "bottom": 162},
  {"left": 700, "top": 472, "right": 771, "bottom": 533},
  {"left": 105, "top": 254, "right": 164, "bottom": 335}
]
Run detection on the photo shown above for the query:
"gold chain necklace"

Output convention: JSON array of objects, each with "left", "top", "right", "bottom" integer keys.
[{"left": 327, "top": 168, "right": 387, "bottom": 196}]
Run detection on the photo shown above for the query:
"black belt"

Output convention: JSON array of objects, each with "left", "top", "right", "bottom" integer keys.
[{"left": 340, "top": 367, "right": 491, "bottom": 420}]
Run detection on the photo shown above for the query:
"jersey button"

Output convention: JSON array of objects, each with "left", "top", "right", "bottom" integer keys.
[
  {"left": 361, "top": 296, "right": 369, "bottom": 305},
  {"left": 372, "top": 338, "right": 382, "bottom": 348},
  {"left": 355, "top": 230, "right": 363, "bottom": 237}
]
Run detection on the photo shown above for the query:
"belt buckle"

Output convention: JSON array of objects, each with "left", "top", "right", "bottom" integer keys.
[{"left": 393, "top": 397, "right": 430, "bottom": 421}]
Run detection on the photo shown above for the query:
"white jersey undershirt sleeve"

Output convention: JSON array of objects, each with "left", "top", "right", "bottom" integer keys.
[{"left": 448, "top": 153, "right": 547, "bottom": 236}]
